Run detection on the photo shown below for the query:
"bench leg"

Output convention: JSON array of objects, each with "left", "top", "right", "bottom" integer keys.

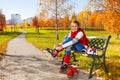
[
  {"left": 88, "top": 61, "right": 95, "bottom": 79},
  {"left": 103, "top": 57, "right": 108, "bottom": 74}
]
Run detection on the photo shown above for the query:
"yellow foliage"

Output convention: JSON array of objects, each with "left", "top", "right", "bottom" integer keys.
[
  {"left": 95, "top": 12, "right": 103, "bottom": 29},
  {"left": 71, "top": 12, "right": 77, "bottom": 21},
  {"left": 78, "top": 10, "right": 91, "bottom": 28},
  {"left": 87, "top": 12, "right": 97, "bottom": 27},
  {"left": 102, "top": 10, "right": 120, "bottom": 34}
]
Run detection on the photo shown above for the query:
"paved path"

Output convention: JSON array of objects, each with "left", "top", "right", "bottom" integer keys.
[{"left": 0, "top": 33, "right": 102, "bottom": 80}]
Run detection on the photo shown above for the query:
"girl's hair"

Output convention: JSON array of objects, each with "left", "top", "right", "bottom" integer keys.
[{"left": 72, "top": 21, "right": 80, "bottom": 26}]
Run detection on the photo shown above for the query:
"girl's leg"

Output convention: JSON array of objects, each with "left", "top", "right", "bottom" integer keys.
[
  {"left": 62, "top": 37, "right": 72, "bottom": 44},
  {"left": 59, "top": 46, "right": 72, "bottom": 73},
  {"left": 63, "top": 46, "right": 72, "bottom": 64},
  {"left": 62, "top": 43, "right": 86, "bottom": 64},
  {"left": 48, "top": 37, "right": 72, "bottom": 57},
  {"left": 72, "top": 42, "right": 86, "bottom": 52},
  {"left": 62, "top": 37, "right": 86, "bottom": 52},
  {"left": 62, "top": 38, "right": 86, "bottom": 63}
]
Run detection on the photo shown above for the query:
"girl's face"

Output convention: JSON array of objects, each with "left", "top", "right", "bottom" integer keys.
[{"left": 71, "top": 22, "right": 79, "bottom": 32}]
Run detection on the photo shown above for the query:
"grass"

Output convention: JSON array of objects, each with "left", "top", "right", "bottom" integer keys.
[
  {"left": 25, "top": 28, "right": 119, "bottom": 79},
  {"left": 25, "top": 28, "right": 69, "bottom": 49}
]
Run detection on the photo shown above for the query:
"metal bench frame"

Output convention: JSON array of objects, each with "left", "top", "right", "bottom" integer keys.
[{"left": 70, "top": 35, "right": 111, "bottom": 79}]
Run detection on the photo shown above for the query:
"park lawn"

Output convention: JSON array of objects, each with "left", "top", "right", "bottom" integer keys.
[{"left": 25, "top": 28, "right": 120, "bottom": 79}]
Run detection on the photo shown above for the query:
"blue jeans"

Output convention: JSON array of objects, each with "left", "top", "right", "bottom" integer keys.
[{"left": 62, "top": 37, "right": 86, "bottom": 56}]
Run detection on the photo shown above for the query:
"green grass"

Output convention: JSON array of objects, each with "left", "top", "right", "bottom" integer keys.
[
  {"left": 25, "top": 28, "right": 120, "bottom": 79},
  {"left": 25, "top": 28, "right": 69, "bottom": 49}
]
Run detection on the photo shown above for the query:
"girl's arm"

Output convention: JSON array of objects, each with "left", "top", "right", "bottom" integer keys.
[{"left": 62, "top": 32, "right": 83, "bottom": 48}]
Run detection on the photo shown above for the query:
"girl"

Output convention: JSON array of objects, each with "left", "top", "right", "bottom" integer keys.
[{"left": 46, "top": 20, "right": 88, "bottom": 76}]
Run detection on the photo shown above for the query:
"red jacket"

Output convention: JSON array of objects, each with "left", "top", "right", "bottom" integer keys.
[{"left": 70, "top": 28, "right": 88, "bottom": 46}]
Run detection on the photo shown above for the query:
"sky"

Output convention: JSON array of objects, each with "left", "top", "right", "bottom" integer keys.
[{"left": 0, "top": 0, "right": 88, "bottom": 20}]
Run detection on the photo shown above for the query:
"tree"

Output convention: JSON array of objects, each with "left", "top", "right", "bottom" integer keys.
[
  {"left": 78, "top": 10, "right": 91, "bottom": 29},
  {"left": 24, "top": 20, "right": 29, "bottom": 27},
  {"left": 38, "top": 18, "right": 45, "bottom": 28},
  {"left": 87, "top": 12, "right": 97, "bottom": 28},
  {"left": 32, "top": 16, "right": 39, "bottom": 34},
  {"left": 39, "top": 0, "right": 73, "bottom": 40},
  {"left": 95, "top": 12, "right": 103, "bottom": 30},
  {"left": 89, "top": 0, "right": 120, "bottom": 38},
  {"left": 71, "top": 12, "right": 77, "bottom": 21},
  {"left": 77, "top": 11, "right": 84, "bottom": 28},
  {"left": 58, "top": 18, "right": 65, "bottom": 29},
  {"left": 0, "top": 10, "right": 6, "bottom": 31},
  {"left": 47, "top": 18, "right": 55, "bottom": 29},
  {"left": 64, "top": 12, "right": 70, "bottom": 29},
  {"left": 9, "top": 18, "right": 17, "bottom": 32},
  {"left": 102, "top": 10, "right": 120, "bottom": 38}
]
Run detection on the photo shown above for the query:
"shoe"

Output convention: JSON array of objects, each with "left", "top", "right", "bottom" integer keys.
[
  {"left": 67, "top": 65, "right": 74, "bottom": 78},
  {"left": 59, "top": 63, "right": 68, "bottom": 73},
  {"left": 71, "top": 65, "right": 79, "bottom": 75},
  {"left": 46, "top": 48, "right": 57, "bottom": 58}
]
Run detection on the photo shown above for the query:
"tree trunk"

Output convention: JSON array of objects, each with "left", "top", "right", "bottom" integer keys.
[
  {"left": 11, "top": 25, "right": 14, "bottom": 32},
  {"left": 0, "top": 22, "right": 3, "bottom": 31},
  {"left": 55, "top": 23, "right": 59, "bottom": 40},
  {"left": 14, "top": 25, "right": 16, "bottom": 32},
  {"left": 1, "top": 23, "right": 3, "bottom": 31},
  {"left": 116, "top": 33, "right": 119, "bottom": 39},
  {"left": 55, "top": 0, "right": 59, "bottom": 40},
  {"left": 37, "top": 26, "right": 40, "bottom": 35},
  {"left": 36, "top": 26, "right": 40, "bottom": 34}
]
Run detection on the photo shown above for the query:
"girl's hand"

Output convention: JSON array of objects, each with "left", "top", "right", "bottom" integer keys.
[
  {"left": 55, "top": 45, "right": 63, "bottom": 51},
  {"left": 54, "top": 43, "right": 62, "bottom": 49}
]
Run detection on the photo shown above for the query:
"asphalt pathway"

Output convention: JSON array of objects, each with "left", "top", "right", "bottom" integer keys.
[{"left": 0, "top": 32, "right": 102, "bottom": 80}]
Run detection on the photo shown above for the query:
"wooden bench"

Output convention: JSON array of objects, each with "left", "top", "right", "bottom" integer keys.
[{"left": 71, "top": 35, "right": 111, "bottom": 79}]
